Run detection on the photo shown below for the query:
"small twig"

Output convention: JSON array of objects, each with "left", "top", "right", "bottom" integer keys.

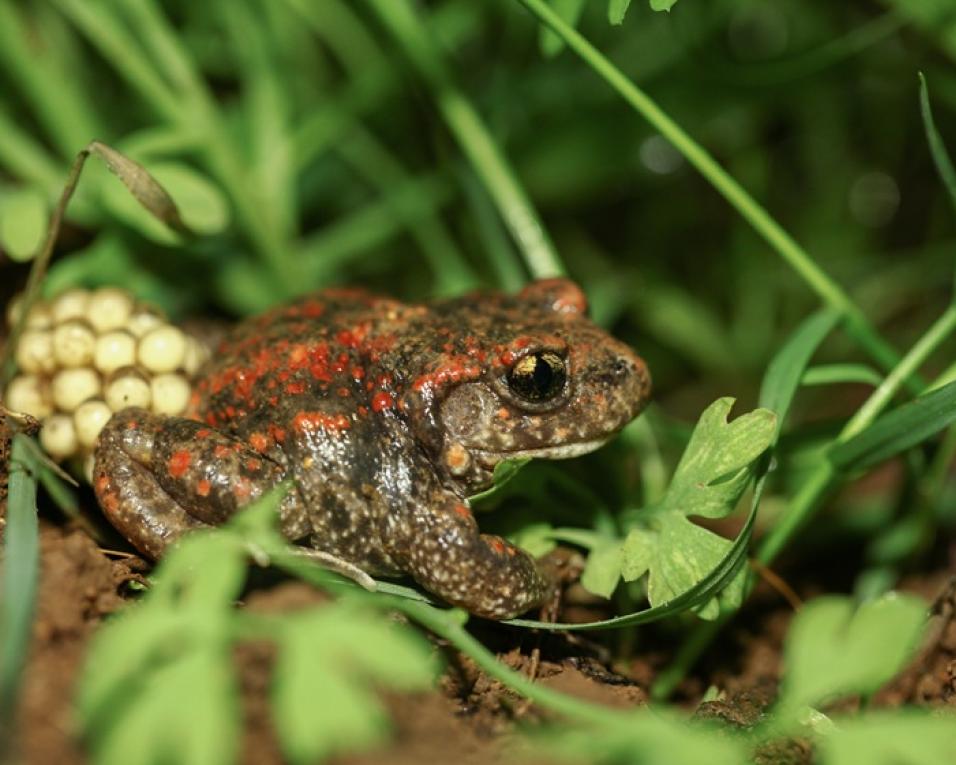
[{"left": 749, "top": 559, "right": 803, "bottom": 612}]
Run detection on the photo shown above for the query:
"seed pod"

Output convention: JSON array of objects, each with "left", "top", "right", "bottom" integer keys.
[
  {"left": 126, "top": 307, "right": 165, "bottom": 338},
  {"left": 50, "top": 288, "right": 90, "bottom": 323},
  {"left": 15, "top": 329, "right": 56, "bottom": 374},
  {"left": 104, "top": 368, "right": 152, "bottom": 412},
  {"left": 4, "top": 375, "right": 53, "bottom": 419},
  {"left": 138, "top": 325, "right": 186, "bottom": 373},
  {"left": 74, "top": 399, "right": 113, "bottom": 448},
  {"left": 94, "top": 330, "right": 137, "bottom": 375},
  {"left": 88, "top": 287, "right": 134, "bottom": 332},
  {"left": 40, "top": 414, "right": 79, "bottom": 460},
  {"left": 150, "top": 373, "right": 190, "bottom": 415},
  {"left": 52, "top": 319, "right": 96, "bottom": 368},
  {"left": 51, "top": 368, "right": 101, "bottom": 412}
]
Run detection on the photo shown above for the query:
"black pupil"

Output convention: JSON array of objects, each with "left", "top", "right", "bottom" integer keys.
[{"left": 507, "top": 353, "right": 566, "bottom": 402}]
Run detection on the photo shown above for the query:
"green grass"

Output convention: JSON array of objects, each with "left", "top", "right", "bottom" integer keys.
[{"left": 3, "top": 0, "right": 956, "bottom": 763}]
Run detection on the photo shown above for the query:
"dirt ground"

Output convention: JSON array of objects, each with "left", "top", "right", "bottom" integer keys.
[{"left": 6, "top": 519, "right": 956, "bottom": 765}]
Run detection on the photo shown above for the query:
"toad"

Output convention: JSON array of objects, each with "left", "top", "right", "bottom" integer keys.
[{"left": 93, "top": 279, "right": 650, "bottom": 618}]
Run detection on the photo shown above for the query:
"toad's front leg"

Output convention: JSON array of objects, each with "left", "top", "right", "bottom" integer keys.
[
  {"left": 93, "top": 408, "right": 309, "bottom": 558},
  {"left": 384, "top": 493, "right": 555, "bottom": 620}
]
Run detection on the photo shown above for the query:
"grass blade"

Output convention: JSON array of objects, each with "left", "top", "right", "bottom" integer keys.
[
  {"left": 829, "top": 379, "right": 956, "bottom": 473},
  {"left": 367, "top": 0, "right": 565, "bottom": 279},
  {"left": 514, "top": 0, "right": 920, "bottom": 392},
  {"left": 802, "top": 363, "right": 883, "bottom": 388},
  {"left": 0, "top": 434, "right": 41, "bottom": 754},
  {"left": 759, "top": 309, "right": 840, "bottom": 434},
  {"left": 919, "top": 73, "right": 956, "bottom": 215}
]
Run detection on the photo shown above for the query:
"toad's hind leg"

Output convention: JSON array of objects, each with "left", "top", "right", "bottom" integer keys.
[
  {"left": 93, "top": 408, "right": 310, "bottom": 559},
  {"left": 385, "top": 496, "right": 555, "bottom": 620}
]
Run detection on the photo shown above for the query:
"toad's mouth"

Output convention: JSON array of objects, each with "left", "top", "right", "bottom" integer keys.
[{"left": 472, "top": 436, "right": 610, "bottom": 466}]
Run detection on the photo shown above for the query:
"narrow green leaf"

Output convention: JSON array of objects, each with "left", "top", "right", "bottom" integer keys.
[
  {"left": 828, "top": 380, "right": 956, "bottom": 472},
  {"left": 0, "top": 434, "right": 40, "bottom": 746},
  {"left": 0, "top": 187, "right": 47, "bottom": 261},
  {"left": 759, "top": 310, "right": 840, "bottom": 433},
  {"left": 918, "top": 73, "right": 956, "bottom": 215},
  {"left": 779, "top": 593, "right": 927, "bottom": 715},
  {"left": 818, "top": 711, "right": 956, "bottom": 765},
  {"left": 608, "top": 0, "right": 631, "bottom": 24},
  {"left": 802, "top": 363, "right": 883, "bottom": 388},
  {"left": 540, "top": 0, "right": 587, "bottom": 56}
]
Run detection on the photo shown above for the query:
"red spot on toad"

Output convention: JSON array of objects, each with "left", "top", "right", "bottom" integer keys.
[
  {"left": 249, "top": 432, "right": 270, "bottom": 452},
  {"left": 246, "top": 458, "right": 261, "bottom": 472},
  {"left": 168, "top": 450, "right": 191, "bottom": 479},
  {"left": 285, "top": 380, "right": 306, "bottom": 395},
  {"left": 197, "top": 479, "right": 211, "bottom": 497},
  {"left": 371, "top": 391, "right": 393, "bottom": 413},
  {"left": 214, "top": 445, "right": 230, "bottom": 458}
]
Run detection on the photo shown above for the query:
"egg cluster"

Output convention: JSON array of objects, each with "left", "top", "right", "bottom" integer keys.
[{"left": 3, "top": 287, "right": 209, "bottom": 477}]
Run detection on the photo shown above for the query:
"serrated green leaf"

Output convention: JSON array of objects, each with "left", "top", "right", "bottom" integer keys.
[
  {"left": 650, "top": 0, "right": 678, "bottom": 10},
  {"left": 580, "top": 539, "right": 624, "bottom": 598},
  {"left": 818, "top": 711, "right": 956, "bottom": 765},
  {"left": 540, "top": 0, "right": 587, "bottom": 56},
  {"left": 623, "top": 514, "right": 745, "bottom": 619},
  {"left": 779, "top": 593, "right": 928, "bottom": 715},
  {"left": 608, "top": 0, "right": 631, "bottom": 24},
  {"left": 828, "top": 380, "right": 956, "bottom": 472},
  {"left": 272, "top": 605, "right": 436, "bottom": 764},
  {"left": 0, "top": 186, "right": 47, "bottom": 261},
  {"left": 149, "top": 531, "right": 247, "bottom": 610},
  {"left": 89, "top": 647, "right": 240, "bottom": 765},
  {"left": 661, "top": 398, "right": 776, "bottom": 520},
  {"left": 611, "top": 399, "right": 772, "bottom": 616}
]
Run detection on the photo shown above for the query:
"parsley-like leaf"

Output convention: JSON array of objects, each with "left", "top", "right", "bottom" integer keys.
[
  {"left": 778, "top": 593, "right": 928, "bottom": 716},
  {"left": 272, "top": 603, "right": 438, "bottom": 764},
  {"left": 618, "top": 398, "right": 775, "bottom": 617},
  {"left": 818, "top": 711, "right": 956, "bottom": 765}
]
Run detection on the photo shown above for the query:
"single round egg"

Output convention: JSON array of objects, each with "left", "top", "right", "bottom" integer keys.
[
  {"left": 52, "top": 319, "right": 96, "bottom": 368},
  {"left": 138, "top": 325, "right": 187, "bottom": 373},
  {"left": 4, "top": 374, "right": 53, "bottom": 419},
  {"left": 40, "top": 414, "right": 79, "bottom": 460},
  {"left": 94, "top": 330, "right": 138, "bottom": 375},
  {"left": 150, "top": 373, "right": 191, "bottom": 415},
  {"left": 51, "top": 368, "right": 101, "bottom": 412}
]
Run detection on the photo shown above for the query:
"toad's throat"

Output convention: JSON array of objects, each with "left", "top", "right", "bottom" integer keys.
[{"left": 473, "top": 436, "right": 610, "bottom": 466}]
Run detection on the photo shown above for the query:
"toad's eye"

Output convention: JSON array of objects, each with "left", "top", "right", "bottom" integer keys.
[{"left": 506, "top": 352, "right": 567, "bottom": 402}]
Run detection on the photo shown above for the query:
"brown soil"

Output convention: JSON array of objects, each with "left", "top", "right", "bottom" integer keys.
[{"left": 7, "top": 524, "right": 956, "bottom": 765}]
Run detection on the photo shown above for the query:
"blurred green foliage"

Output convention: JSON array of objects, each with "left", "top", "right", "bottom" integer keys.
[{"left": 1, "top": 0, "right": 953, "bottom": 406}]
